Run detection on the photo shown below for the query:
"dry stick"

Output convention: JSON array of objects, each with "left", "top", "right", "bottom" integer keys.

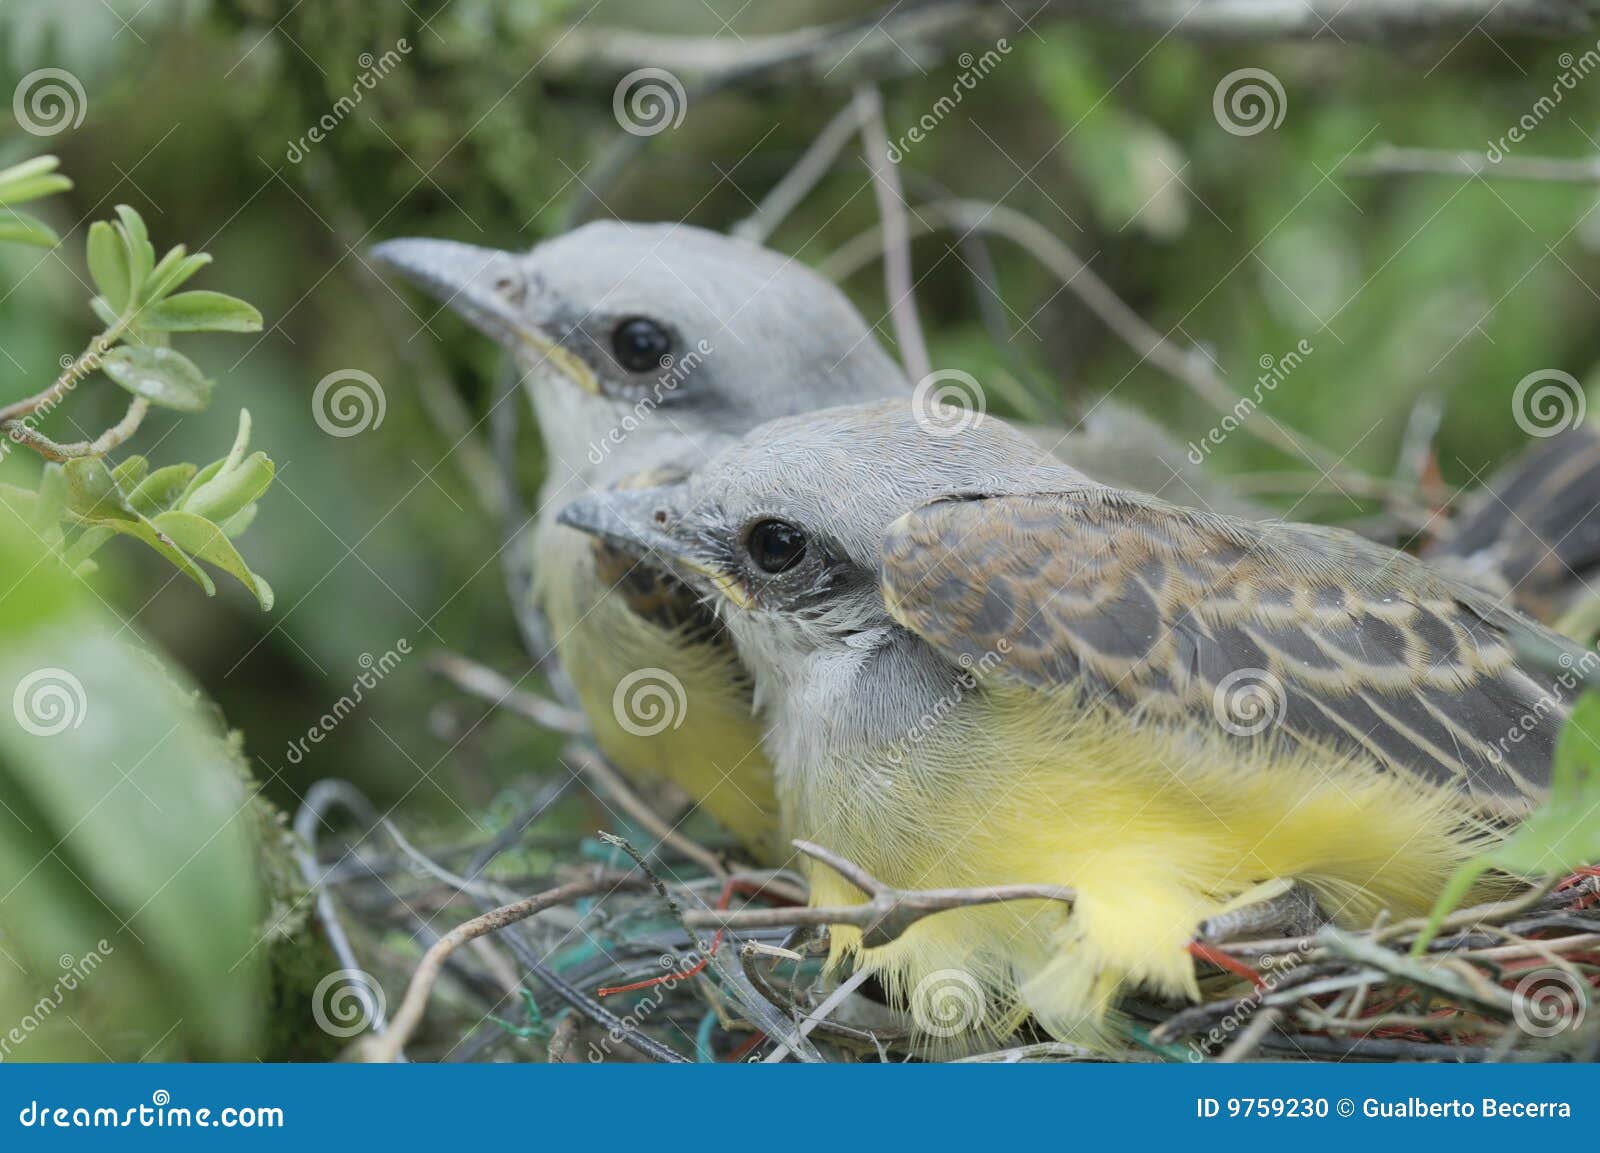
[
  {"left": 821, "top": 200, "right": 1381, "bottom": 491},
  {"left": 856, "top": 84, "right": 930, "bottom": 382},
  {"left": 546, "top": 1012, "right": 580, "bottom": 1063},
  {"left": 595, "top": 831, "right": 824, "bottom": 1061},
  {"left": 545, "top": 0, "right": 1586, "bottom": 85},
  {"left": 733, "top": 99, "right": 867, "bottom": 245},
  {"left": 356, "top": 875, "right": 649, "bottom": 1063},
  {"left": 1215, "top": 1005, "right": 1283, "bottom": 1063},
  {"left": 682, "top": 839, "right": 1075, "bottom": 949},
  {"left": 1349, "top": 145, "right": 1600, "bottom": 184},
  {"left": 428, "top": 651, "right": 588, "bottom": 736},
  {"left": 0, "top": 328, "right": 120, "bottom": 423},
  {"left": 565, "top": 746, "right": 728, "bottom": 879},
  {"left": 763, "top": 967, "right": 874, "bottom": 1063},
  {"left": 5, "top": 397, "right": 150, "bottom": 461},
  {"left": 293, "top": 782, "right": 392, "bottom": 1038},
  {"left": 958, "top": 1041, "right": 1113, "bottom": 1063}
]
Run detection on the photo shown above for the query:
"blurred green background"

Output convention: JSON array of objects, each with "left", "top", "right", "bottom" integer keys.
[{"left": 3, "top": 0, "right": 1600, "bottom": 1058}]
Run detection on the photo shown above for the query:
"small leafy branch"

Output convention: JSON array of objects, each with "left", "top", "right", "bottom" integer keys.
[{"left": 0, "top": 155, "right": 275, "bottom": 608}]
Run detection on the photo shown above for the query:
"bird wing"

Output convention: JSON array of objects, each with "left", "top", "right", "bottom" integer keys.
[{"left": 880, "top": 488, "right": 1584, "bottom": 811}]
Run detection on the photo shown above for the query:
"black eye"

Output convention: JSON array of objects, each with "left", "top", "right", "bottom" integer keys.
[
  {"left": 746, "top": 519, "right": 808, "bottom": 575},
  {"left": 611, "top": 317, "right": 673, "bottom": 373}
]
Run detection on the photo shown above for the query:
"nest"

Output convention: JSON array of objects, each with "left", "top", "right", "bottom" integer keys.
[{"left": 298, "top": 760, "right": 1600, "bottom": 1064}]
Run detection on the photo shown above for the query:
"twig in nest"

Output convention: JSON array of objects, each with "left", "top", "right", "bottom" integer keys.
[
  {"left": 682, "top": 839, "right": 1075, "bottom": 949},
  {"left": 566, "top": 746, "right": 728, "bottom": 877},
  {"left": 596, "top": 832, "right": 825, "bottom": 1061},
  {"left": 292, "top": 781, "right": 392, "bottom": 1037},
  {"left": 353, "top": 874, "right": 654, "bottom": 1063},
  {"left": 738, "top": 940, "right": 907, "bottom": 1051}
]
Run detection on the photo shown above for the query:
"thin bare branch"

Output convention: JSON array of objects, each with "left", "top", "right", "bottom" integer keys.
[
  {"left": 546, "top": 1, "right": 1589, "bottom": 88},
  {"left": 1350, "top": 145, "right": 1600, "bottom": 184},
  {"left": 733, "top": 100, "right": 867, "bottom": 245},
  {"left": 354, "top": 874, "right": 652, "bottom": 1063},
  {"left": 428, "top": 651, "right": 589, "bottom": 736},
  {"left": 681, "top": 839, "right": 1075, "bottom": 949},
  {"left": 855, "top": 84, "right": 930, "bottom": 382}
]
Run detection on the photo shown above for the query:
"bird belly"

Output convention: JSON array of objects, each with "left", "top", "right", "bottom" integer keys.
[
  {"left": 536, "top": 525, "right": 781, "bottom": 861},
  {"left": 798, "top": 689, "right": 1492, "bottom": 1046}
]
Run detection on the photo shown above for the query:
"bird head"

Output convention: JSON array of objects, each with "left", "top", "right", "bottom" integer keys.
[
  {"left": 371, "top": 222, "right": 910, "bottom": 478},
  {"left": 557, "top": 400, "right": 1078, "bottom": 674}
]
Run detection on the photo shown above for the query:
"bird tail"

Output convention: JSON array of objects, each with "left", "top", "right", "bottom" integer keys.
[{"left": 1425, "top": 426, "right": 1600, "bottom": 635}]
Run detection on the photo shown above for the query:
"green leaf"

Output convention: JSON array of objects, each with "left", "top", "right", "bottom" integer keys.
[
  {"left": 141, "top": 291, "right": 262, "bottom": 333},
  {"left": 0, "top": 506, "right": 265, "bottom": 1056},
  {"left": 221, "top": 408, "right": 252, "bottom": 472},
  {"left": 87, "top": 220, "right": 131, "bottom": 312},
  {"left": 89, "top": 296, "right": 119, "bottom": 327},
  {"left": 126, "top": 463, "right": 197, "bottom": 517},
  {"left": 218, "top": 503, "right": 257, "bottom": 538},
  {"left": 1414, "top": 693, "right": 1600, "bottom": 952},
  {"left": 0, "top": 157, "right": 71, "bottom": 207},
  {"left": 31, "top": 465, "right": 66, "bottom": 532},
  {"left": 144, "top": 251, "right": 210, "bottom": 303},
  {"left": 0, "top": 172, "right": 72, "bottom": 207},
  {"left": 100, "top": 345, "right": 212, "bottom": 412},
  {"left": 61, "top": 457, "right": 129, "bottom": 520},
  {"left": 0, "top": 213, "right": 59, "bottom": 248},
  {"left": 151, "top": 510, "right": 273, "bottom": 609},
  {"left": 90, "top": 515, "right": 214, "bottom": 595},
  {"left": 0, "top": 155, "right": 63, "bottom": 191},
  {"left": 182, "top": 451, "right": 273, "bottom": 523},
  {"left": 0, "top": 484, "right": 39, "bottom": 522},
  {"left": 111, "top": 454, "right": 149, "bottom": 490},
  {"left": 113, "top": 205, "right": 153, "bottom": 299}
]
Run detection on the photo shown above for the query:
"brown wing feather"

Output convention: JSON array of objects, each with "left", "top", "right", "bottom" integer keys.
[{"left": 881, "top": 489, "right": 1584, "bottom": 811}]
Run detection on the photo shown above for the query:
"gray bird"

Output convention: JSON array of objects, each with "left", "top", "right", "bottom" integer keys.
[
  {"left": 373, "top": 222, "right": 914, "bottom": 859},
  {"left": 374, "top": 220, "right": 1600, "bottom": 874},
  {"left": 558, "top": 399, "right": 1582, "bottom": 1045},
  {"left": 370, "top": 221, "right": 1246, "bottom": 860}
]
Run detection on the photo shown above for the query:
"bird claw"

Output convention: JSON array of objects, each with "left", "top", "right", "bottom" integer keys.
[{"left": 1196, "top": 879, "right": 1328, "bottom": 943}]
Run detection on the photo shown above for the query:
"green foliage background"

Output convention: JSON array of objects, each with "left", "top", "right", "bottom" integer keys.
[{"left": 3, "top": 0, "right": 1600, "bottom": 1058}]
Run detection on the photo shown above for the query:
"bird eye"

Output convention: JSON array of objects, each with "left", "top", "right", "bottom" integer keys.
[
  {"left": 746, "top": 519, "right": 808, "bottom": 575},
  {"left": 611, "top": 317, "right": 673, "bottom": 373}
]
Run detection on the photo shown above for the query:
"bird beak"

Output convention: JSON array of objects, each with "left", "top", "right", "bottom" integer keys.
[
  {"left": 369, "top": 237, "right": 599, "bottom": 394},
  {"left": 558, "top": 487, "right": 751, "bottom": 609}
]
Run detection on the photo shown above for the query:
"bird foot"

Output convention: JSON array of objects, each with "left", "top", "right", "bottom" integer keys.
[{"left": 1195, "top": 878, "right": 1328, "bottom": 943}]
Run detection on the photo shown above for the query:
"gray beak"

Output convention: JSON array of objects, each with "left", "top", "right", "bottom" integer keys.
[
  {"left": 369, "top": 237, "right": 536, "bottom": 352},
  {"left": 559, "top": 486, "right": 747, "bottom": 604},
  {"left": 558, "top": 486, "right": 686, "bottom": 561}
]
